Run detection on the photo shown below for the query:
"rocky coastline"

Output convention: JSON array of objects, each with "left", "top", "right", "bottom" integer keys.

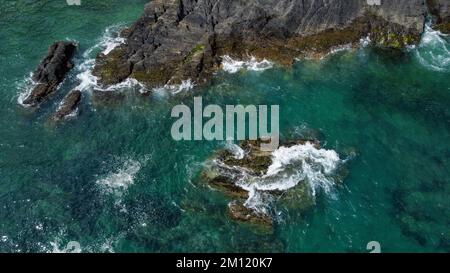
[
  {"left": 20, "top": 1, "right": 450, "bottom": 114},
  {"left": 92, "top": 0, "right": 449, "bottom": 90}
]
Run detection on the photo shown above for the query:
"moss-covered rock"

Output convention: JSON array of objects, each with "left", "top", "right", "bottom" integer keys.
[
  {"left": 435, "top": 21, "right": 450, "bottom": 34},
  {"left": 92, "top": 47, "right": 132, "bottom": 86}
]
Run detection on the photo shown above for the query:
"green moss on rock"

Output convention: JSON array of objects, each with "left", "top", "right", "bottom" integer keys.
[{"left": 92, "top": 47, "right": 131, "bottom": 85}]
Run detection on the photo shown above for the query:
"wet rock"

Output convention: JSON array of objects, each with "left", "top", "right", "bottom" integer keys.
[
  {"left": 201, "top": 138, "right": 343, "bottom": 229},
  {"left": 228, "top": 200, "right": 273, "bottom": 230},
  {"left": 93, "top": 0, "right": 427, "bottom": 89},
  {"left": 427, "top": 0, "right": 450, "bottom": 33},
  {"left": 52, "top": 90, "right": 82, "bottom": 121},
  {"left": 22, "top": 41, "right": 77, "bottom": 106}
]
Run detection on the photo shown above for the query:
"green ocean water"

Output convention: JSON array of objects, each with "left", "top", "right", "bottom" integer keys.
[{"left": 0, "top": 0, "right": 449, "bottom": 253}]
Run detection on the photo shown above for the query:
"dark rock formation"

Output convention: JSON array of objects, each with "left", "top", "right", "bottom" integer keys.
[
  {"left": 22, "top": 41, "right": 77, "bottom": 106},
  {"left": 427, "top": 0, "right": 450, "bottom": 33},
  {"left": 93, "top": 0, "right": 430, "bottom": 89},
  {"left": 52, "top": 90, "right": 82, "bottom": 121},
  {"left": 201, "top": 139, "right": 345, "bottom": 230},
  {"left": 228, "top": 200, "right": 273, "bottom": 229}
]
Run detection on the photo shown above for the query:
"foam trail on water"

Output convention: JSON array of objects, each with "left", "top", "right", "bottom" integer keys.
[
  {"left": 415, "top": 23, "right": 450, "bottom": 72},
  {"left": 96, "top": 156, "right": 149, "bottom": 197},
  {"left": 50, "top": 240, "right": 82, "bottom": 253},
  {"left": 16, "top": 73, "right": 36, "bottom": 107},
  {"left": 153, "top": 79, "right": 195, "bottom": 96},
  {"left": 320, "top": 44, "right": 353, "bottom": 59},
  {"left": 221, "top": 55, "right": 273, "bottom": 73}
]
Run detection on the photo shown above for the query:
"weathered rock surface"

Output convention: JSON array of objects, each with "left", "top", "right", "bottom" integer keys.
[
  {"left": 228, "top": 200, "right": 273, "bottom": 229},
  {"left": 52, "top": 90, "right": 82, "bottom": 121},
  {"left": 22, "top": 41, "right": 77, "bottom": 106},
  {"left": 93, "top": 0, "right": 431, "bottom": 89},
  {"left": 201, "top": 139, "right": 344, "bottom": 230},
  {"left": 427, "top": 0, "right": 450, "bottom": 33}
]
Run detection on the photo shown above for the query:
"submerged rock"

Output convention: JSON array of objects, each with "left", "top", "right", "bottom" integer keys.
[
  {"left": 91, "top": 89, "right": 126, "bottom": 105},
  {"left": 22, "top": 41, "right": 77, "bottom": 106},
  {"left": 393, "top": 181, "right": 450, "bottom": 251},
  {"left": 201, "top": 139, "right": 346, "bottom": 230},
  {"left": 93, "top": 0, "right": 430, "bottom": 89},
  {"left": 52, "top": 90, "right": 82, "bottom": 121}
]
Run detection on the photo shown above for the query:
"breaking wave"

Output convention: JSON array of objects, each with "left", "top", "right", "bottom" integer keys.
[
  {"left": 214, "top": 142, "right": 343, "bottom": 214},
  {"left": 225, "top": 141, "right": 245, "bottom": 160},
  {"left": 221, "top": 55, "right": 273, "bottom": 73},
  {"left": 16, "top": 73, "right": 37, "bottom": 107},
  {"left": 73, "top": 24, "right": 148, "bottom": 94},
  {"left": 414, "top": 23, "right": 450, "bottom": 72}
]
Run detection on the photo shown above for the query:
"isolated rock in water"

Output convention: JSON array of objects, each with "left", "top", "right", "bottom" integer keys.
[
  {"left": 22, "top": 41, "right": 77, "bottom": 106},
  {"left": 52, "top": 90, "right": 82, "bottom": 121},
  {"left": 201, "top": 139, "right": 347, "bottom": 229},
  {"left": 93, "top": 0, "right": 429, "bottom": 89}
]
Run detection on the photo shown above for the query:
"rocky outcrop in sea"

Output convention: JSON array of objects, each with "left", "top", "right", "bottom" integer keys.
[
  {"left": 201, "top": 139, "right": 349, "bottom": 231},
  {"left": 51, "top": 90, "right": 82, "bottom": 122},
  {"left": 21, "top": 41, "right": 77, "bottom": 106}
]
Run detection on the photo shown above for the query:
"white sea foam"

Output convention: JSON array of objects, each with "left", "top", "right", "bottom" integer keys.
[
  {"left": 320, "top": 43, "right": 353, "bottom": 59},
  {"left": 215, "top": 142, "right": 342, "bottom": 214},
  {"left": 414, "top": 23, "right": 450, "bottom": 72},
  {"left": 360, "top": 35, "right": 372, "bottom": 47},
  {"left": 225, "top": 141, "right": 245, "bottom": 160},
  {"left": 103, "top": 77, "right": 148, "bottom": 93},
  {"left": 64, "top": 107, "right": 79, "bottom": 119},
  {"left": 74, "top": 58, "right": 97, "bottom": 92},
  {"left": 100, "top": 26, "right": 126, "bottom": 55},
  {"left": 73, "top": 25, "right": 148, "bottom": 94},
  {"left": 16, "top": 73, "right": 37, "bottom": 107},
  {"left": 263, "top": 142, "right": 340, "bottom": 194},
  {"left": 50, "top": 240, "right": 82, "bottom": 253},
  {"left": 96, "top": 156, "right": 148, "bottom": 197},
  {"left": 221, "top": 55, "right": 273, "bottom": 73},
  {"left": 152, "top": 79, "right": 195, "bottom": 96}
]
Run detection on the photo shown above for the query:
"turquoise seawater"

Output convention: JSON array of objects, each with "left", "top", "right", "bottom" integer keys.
[{"left": 0, "top": 1, "right": 449, "bottom": 253}]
